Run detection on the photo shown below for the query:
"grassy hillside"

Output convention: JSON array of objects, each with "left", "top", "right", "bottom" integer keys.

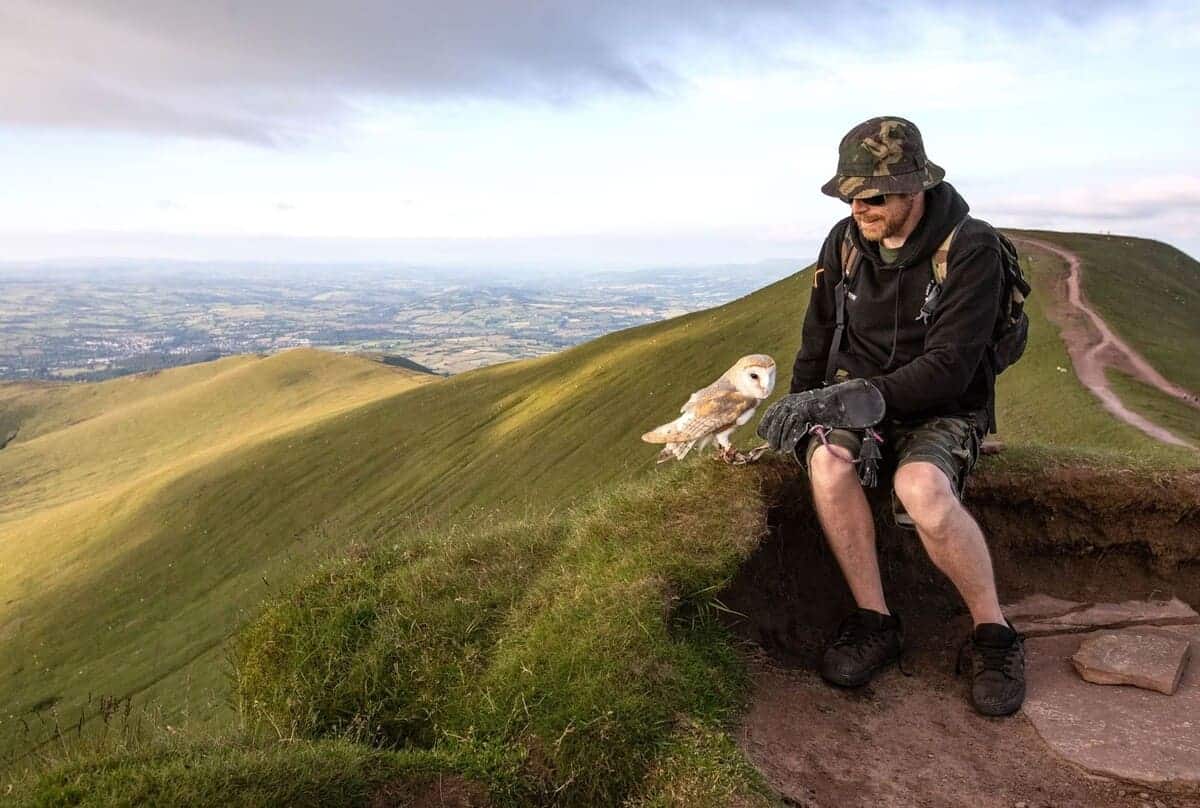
[
  {"left": 990, "top": 237, "right": 1195, "bottom": 465},
  {"left": 8, "top": 462, "right": 778, "bottom": 806},
  {"left": 1106, "top": 368, "right": 1200, "bottom": 447},
  {"left": 0, "top": 351, "right": 432, "bottom": 761},
  {"left": 2, "top": 231, "right": 1197, "bottom": 802},
  {"left": 1009, "top": 230, "right": 1200, "bottom": 395}
]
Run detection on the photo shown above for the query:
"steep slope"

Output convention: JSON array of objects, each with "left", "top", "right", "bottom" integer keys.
[
  {"left": 1, "top": 231, "right": 1196, "bottom": 772},
  {"left": 0, "top": 351, "right": 432, "bottom": 759}
]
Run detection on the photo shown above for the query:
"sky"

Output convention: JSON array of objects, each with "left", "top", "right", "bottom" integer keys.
[{"left": 2, "top": 0, "right": 1198, "bottom": 269}]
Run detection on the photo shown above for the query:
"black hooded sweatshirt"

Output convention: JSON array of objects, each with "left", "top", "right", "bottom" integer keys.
[{"left": 790, "top": 182, "right": 1004, "bottom": 432}]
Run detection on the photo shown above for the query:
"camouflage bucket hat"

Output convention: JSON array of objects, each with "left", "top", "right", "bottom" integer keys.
[{"left": 820, "top": 116, "right": 945, "bottom": 202}]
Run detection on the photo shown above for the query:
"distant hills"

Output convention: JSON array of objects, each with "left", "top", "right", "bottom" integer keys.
[{"left": 0, "top": 260, "right": 798, "bottom": 381}]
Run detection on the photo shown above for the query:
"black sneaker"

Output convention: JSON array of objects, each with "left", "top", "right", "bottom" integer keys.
[
  {"left": 820, "top": 608, "right": 903, "bottom": 687},
  {"left": 961, "top": 622, "right": 1026, "bottom": 716}
]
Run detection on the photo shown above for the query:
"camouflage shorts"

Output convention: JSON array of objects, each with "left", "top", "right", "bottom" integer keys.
[{"left": 801, "top": 414, "right": 983, "bottom": 528}]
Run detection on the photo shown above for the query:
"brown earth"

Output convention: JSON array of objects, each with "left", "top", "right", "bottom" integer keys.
[
  {"left": 721, "top": 468, "right": 1200, "bottom": 808},
  {"left": 1013, "top": 237, "right": 1199, "bottom": 450}
]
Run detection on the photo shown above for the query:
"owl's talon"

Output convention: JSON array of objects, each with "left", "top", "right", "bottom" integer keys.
[
  {"left": 745, "top": 444, "right": 770, "bottom": 462},
  {"left": 719, "top": 447, "right": 749, "bottom": 464},
  {"left": 729, "top": 444, "right": 770, "bottom": 465}
]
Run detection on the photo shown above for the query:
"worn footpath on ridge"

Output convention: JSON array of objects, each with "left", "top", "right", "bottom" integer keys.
[{"left": 1012, "top": 236, "right": 1199, "bottom": 449}]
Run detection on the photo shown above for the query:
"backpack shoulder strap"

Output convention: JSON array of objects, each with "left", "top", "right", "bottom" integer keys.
[
  {"left": 839, "top": 222, "right": 860, "bottom": 281},
  {"left": 931, "top": 215, "right": 970, "bottom": 285},
  {"left": 826, "top": 223, "right": 860, "bottom": 384}
]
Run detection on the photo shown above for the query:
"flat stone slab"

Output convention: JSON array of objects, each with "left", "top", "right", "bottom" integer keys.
[
  {"left": 1003, "top": 593, "right": 1083, "bottom": 622},
  {"left": 1023, "top": 625, "right": 1200, "bottom": 789},
  {"left": 1072, "top": 629, "right": 1191, "bottom": 695},
  {"left": 1004, "top": 595, "right": 1199, "bottom": 637}
]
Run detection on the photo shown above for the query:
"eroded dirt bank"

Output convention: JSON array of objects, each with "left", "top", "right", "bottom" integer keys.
[{"left": 721, "top": 467, "right": 1200, "bottom": 808}]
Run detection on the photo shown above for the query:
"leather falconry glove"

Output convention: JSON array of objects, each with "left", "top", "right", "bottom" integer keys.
[{"left": 756, "top": 379, "right": 887, "bottom": 457}]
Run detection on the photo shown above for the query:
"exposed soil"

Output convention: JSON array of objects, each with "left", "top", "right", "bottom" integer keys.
[
  {"left": 1013, "top": 237, "right": 1199, "bottom": 450},
  {"left": 721, "top": 469, "right": 1200, "bottom": 808}
]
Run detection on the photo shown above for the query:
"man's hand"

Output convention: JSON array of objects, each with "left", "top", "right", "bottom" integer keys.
[{"left": 756, "top": 379, "right": 887, "bottom": 456}]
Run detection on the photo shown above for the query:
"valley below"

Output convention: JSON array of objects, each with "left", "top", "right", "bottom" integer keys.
[{"left": 0, "top": 260, "right": 794, "bottom": 381}]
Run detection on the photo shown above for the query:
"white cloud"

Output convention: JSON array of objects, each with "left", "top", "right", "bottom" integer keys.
[
  {"left": 0, "top": 0, "right": 1163, "bottom": 144},
  {"left": 987, "top": 177, "right": 1200, "bottom": 222}
]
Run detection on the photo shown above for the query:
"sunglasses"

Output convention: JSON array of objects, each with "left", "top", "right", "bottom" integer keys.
[{"left": 850, "top": 194, "right": 889, "bottom": 207}]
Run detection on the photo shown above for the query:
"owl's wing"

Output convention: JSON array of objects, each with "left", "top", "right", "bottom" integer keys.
[
  {"left": 679, "top": 390, "right": 701, "bottom": 413},
  {"left": 642, "top": 386, "right": 754, "bottom": 444}
]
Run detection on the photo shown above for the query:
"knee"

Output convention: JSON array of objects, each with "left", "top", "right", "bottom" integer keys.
[
  {"left": 809, "top": 444, "right": 859, "bottom": 492},
  {"left": 893, "top": 463, "right": 957, "bottom": 531}
]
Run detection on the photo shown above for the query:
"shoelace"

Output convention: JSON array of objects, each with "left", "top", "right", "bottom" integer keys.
[
  {"left": 831, "top": 614, "right": 878, "bottom": 652},
  {"left": 955, "top": 634, "right": 1022, "bottom": 678},
  {"left": 833, "top": 613, "right": 914, "bottom": 677}
]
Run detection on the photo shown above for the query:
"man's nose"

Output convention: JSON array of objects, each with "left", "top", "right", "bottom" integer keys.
[{"left": 849, "top": 198, "right": 868, "bottom": 214}]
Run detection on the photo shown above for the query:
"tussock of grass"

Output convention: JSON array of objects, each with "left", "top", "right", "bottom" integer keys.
[
  {"left": 231, "top": 460, "right": 768, "bottom": 805},
  {"left": 624, "top": 719, "right": 774, "bottom": 808},
  {"left": 234, "top": 517, "right": 565, "bottom": 748}
]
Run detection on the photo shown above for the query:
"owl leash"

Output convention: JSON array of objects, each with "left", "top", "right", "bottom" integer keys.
[
  {"left": 807, "top": 423, "right": 885, "bottom": 487},
  {"left": 756, "top": 379, "right": 887, "bottom": 485}
]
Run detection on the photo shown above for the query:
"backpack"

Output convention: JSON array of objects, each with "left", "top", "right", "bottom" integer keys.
[{"left": 828, "top": 216, "right": 1031, "bottom": 386}]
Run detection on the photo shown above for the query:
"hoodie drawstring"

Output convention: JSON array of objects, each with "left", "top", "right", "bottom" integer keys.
[{"left": 883, "top": 265, "right": 905, "bottom": 370}]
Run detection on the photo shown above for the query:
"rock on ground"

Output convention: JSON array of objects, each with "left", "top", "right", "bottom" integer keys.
[
  {"left": 1023, "top": 623, "right": 1200, "bottom": 790},
  {"left": 1005, "top": 595, "right": 1199, "bottom": 637},
  {"left": 1072, "top": 629, "right": 1191, "bottom": 695}
]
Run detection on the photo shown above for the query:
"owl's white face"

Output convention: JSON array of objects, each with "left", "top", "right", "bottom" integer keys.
[{"left": 732, "top": 363, "right": 776, "bottom": 400}]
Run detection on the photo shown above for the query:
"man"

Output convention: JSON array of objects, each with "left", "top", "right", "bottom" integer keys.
[{"left": 757, "top": 116, "right": 1025, "bottom": 716}]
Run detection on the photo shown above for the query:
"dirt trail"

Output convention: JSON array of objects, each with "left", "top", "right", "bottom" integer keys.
[{"left": 1013, "top": 237, "right": 1198, "bottom": 450}]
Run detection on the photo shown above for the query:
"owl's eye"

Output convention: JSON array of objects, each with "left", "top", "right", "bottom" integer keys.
[{"left": 749, "top": 373, "right": 759, "bottom": 380}]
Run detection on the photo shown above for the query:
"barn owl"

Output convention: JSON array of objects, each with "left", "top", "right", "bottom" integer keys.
[{"left": 641, "top": 354, "right": 776, "bottom": 464}]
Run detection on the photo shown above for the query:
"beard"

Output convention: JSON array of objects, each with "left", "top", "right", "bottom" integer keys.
[{"left": 854, "top": 195, "right": 914, "bottom": 243}]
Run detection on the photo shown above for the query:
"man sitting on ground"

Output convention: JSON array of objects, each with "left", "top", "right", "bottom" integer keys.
[{"left": 757, "top": 116, "right": 1025, "bottom": 716}]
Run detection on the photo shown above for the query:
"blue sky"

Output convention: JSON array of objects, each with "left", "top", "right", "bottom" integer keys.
[{"left": 2, "top": 0, "right": 1197, "bottom": 268}]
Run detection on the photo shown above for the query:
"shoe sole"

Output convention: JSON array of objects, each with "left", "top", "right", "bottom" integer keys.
[{"left": 972, "top": 691, "right": 1025, "bottom": 717}]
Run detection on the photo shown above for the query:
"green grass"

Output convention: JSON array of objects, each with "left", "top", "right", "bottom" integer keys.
[
  {"left": 1008, "top": 230, "right": 1200, "bottom": 395},
  {"left": 8, "top": 736, "right": 494, "bottom": 808},
  {"left": 990, "top": 238, "right": 1196, "bottom": 470},
  {"left": 231, "top": 460, "right": 770, "bottom": 803},
  {"left": 1106, "top": 368, "right": 1200, "bottom": 447},
  {"left": 7, "top": 461, "right": 776, "bottom": 806},
  {"left": 0, "top": 351, "right": 432, "bottom": 764},
  {"left": 1, "top": 230, "right": 1197, "bottom": 803}
]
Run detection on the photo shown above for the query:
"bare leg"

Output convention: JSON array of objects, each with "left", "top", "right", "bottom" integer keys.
[
  {"left": 809, "top": 444, "right": 889, "bottom": 615},
  {"left": 893, "top": 462, "right": 1005, "bottom": 627}
]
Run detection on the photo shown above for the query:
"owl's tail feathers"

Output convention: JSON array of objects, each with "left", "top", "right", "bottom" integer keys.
[
  {"left": 656, "top": 441, "right": 696, "bottom": 463},
  {"left": 641, "top": 423, "right": 675, "bottom": 443},
  {"left": 644, "top": 419, "right": 697, "bottom": 463}
]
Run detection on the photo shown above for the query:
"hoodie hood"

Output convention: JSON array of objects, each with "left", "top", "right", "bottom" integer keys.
[{"left": 850, "top": 181, "right": 970, "bottom": 268}]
